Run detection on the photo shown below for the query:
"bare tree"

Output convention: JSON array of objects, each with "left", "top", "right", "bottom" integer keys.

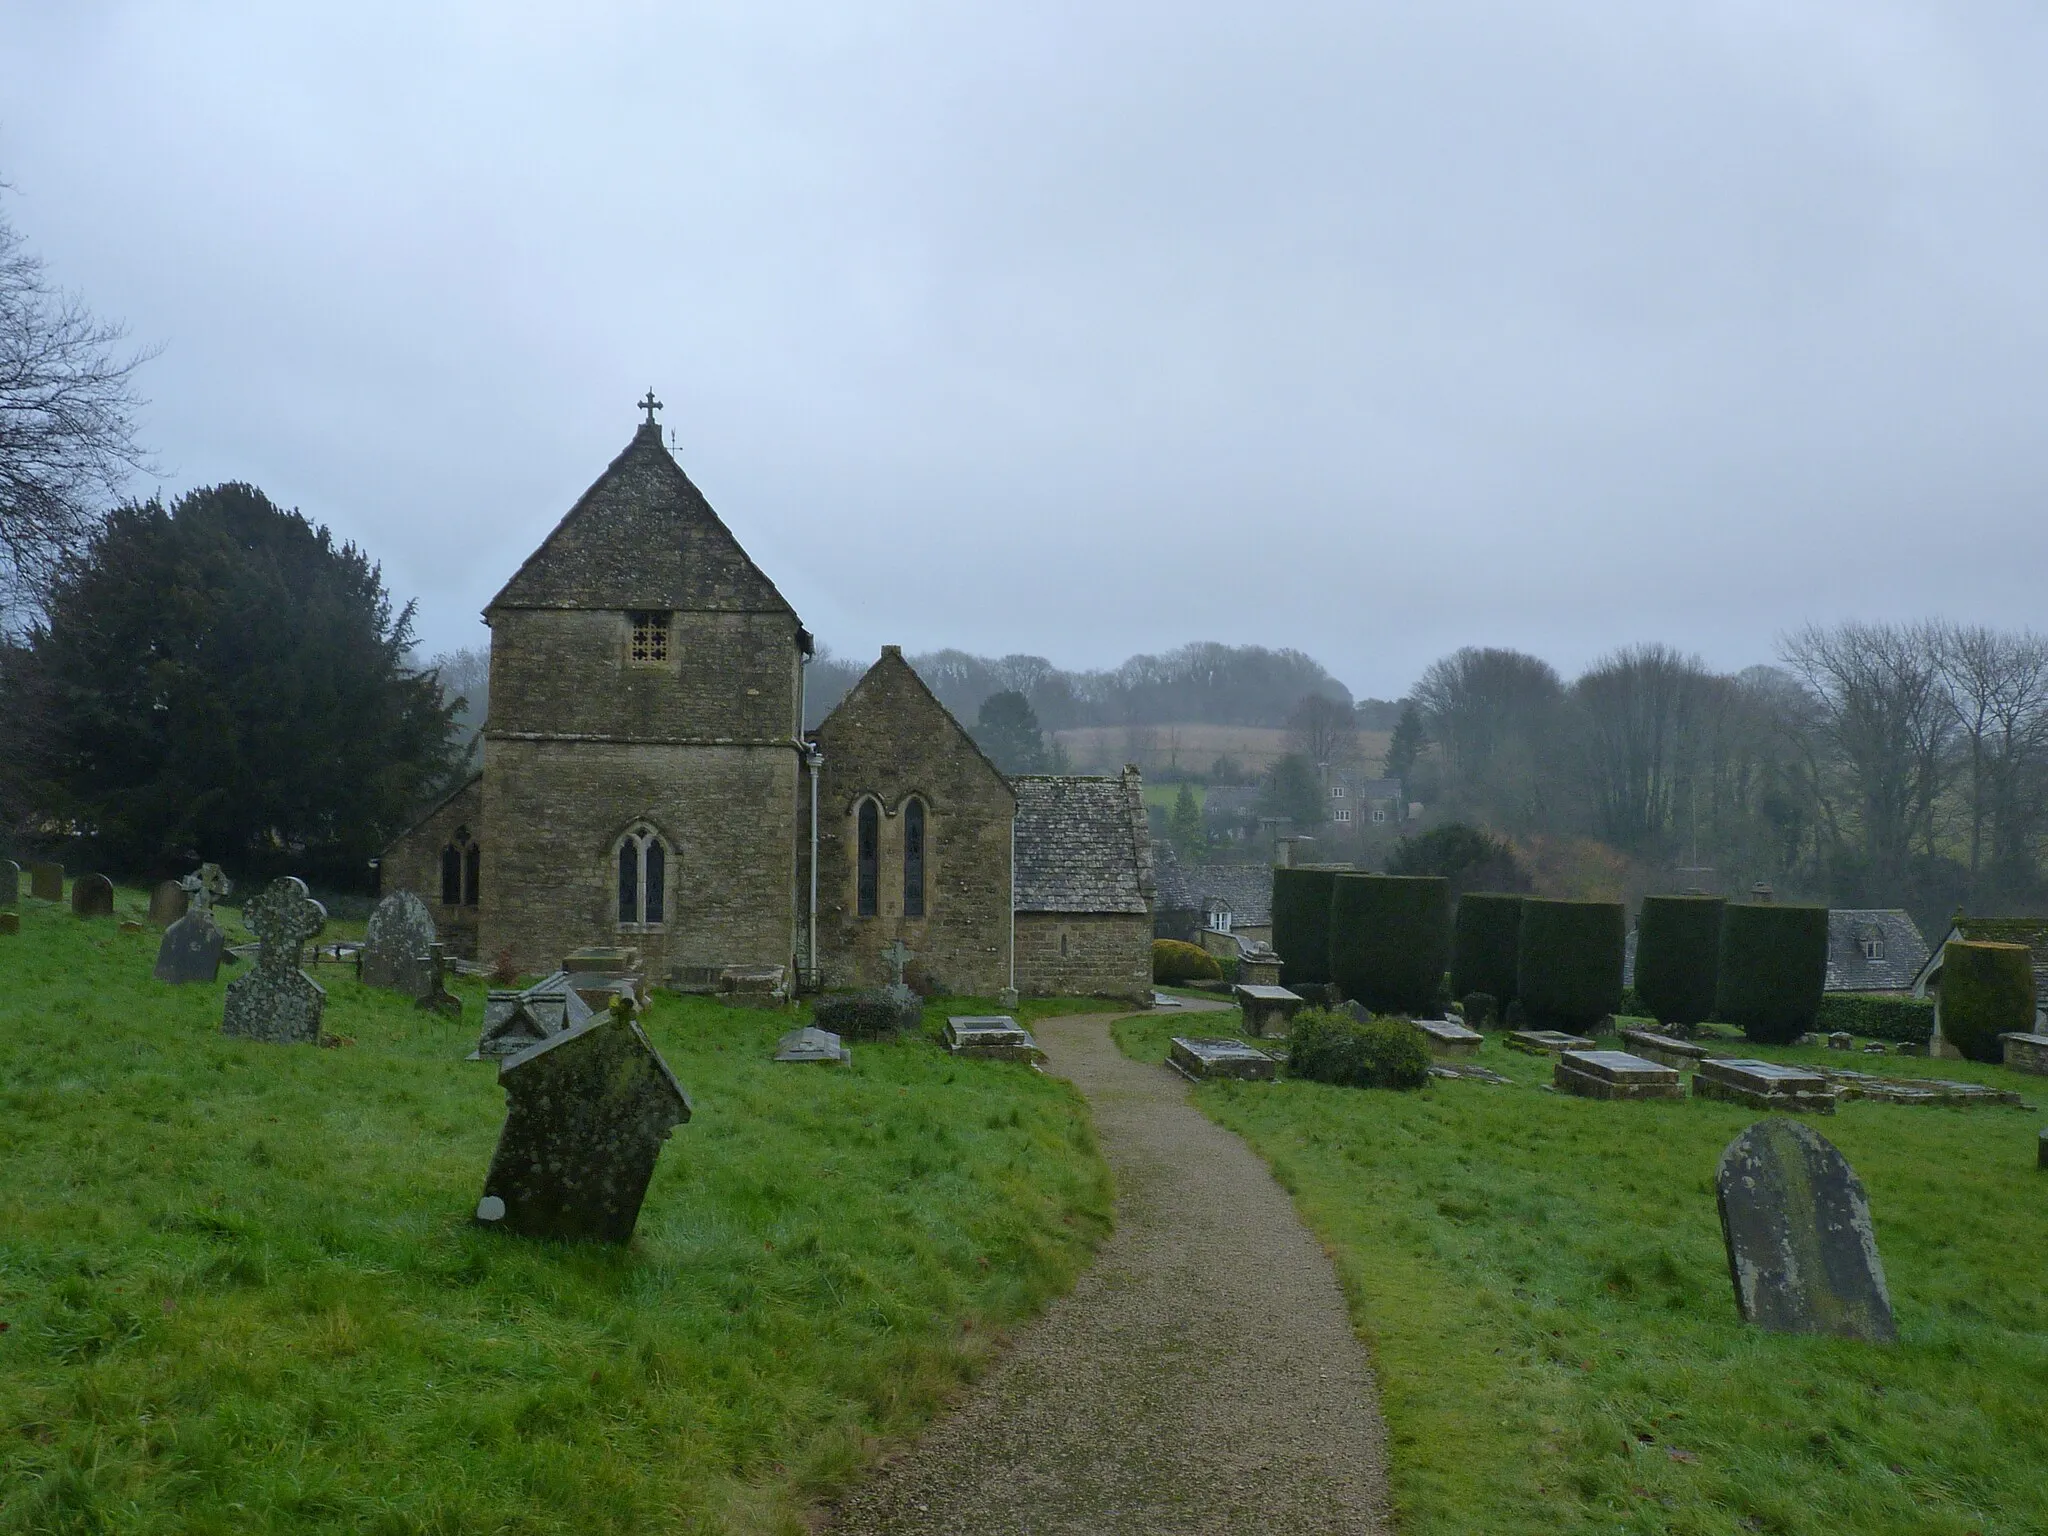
[
  {"left": 1411, "top": 646, "right": 1564, "bottom": 828},
  {"left": 0, "top": 197, "right": 155, "bottom": 612},
  {"left": 1935, "top": 623, "right": 2048, "bottom": 885},
  {"left": 1570, "top": 644, "right": 1715, "bottom": 854},
  {"left": 1286, "top": 692, "right": 1360, "bottom": 769}
]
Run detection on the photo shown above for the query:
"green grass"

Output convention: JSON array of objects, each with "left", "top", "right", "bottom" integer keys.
[
  {"left": 1140, "top": 782, "right": 1204, "bottom": 813},
  {"left": 1115, "top": 1011, "right": 2048, "bottom": 1536},
  {"left": 1, "top": 888, "right": 1114, "bottom": 1535}
]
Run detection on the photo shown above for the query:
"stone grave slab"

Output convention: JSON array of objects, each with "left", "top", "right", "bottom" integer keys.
[
  {"left": 775, "top": 1025, "right": 851, "bottom": 1064},
  {"left": 1554, "top": 1049, "right": 1682, "bottom": 1100},
  {"left": 1693, "top": 1058, "right": 1836, "bottom": 1115},
  {"left": 1619, "top": 1026, "right": 1711, "bottom": 1069},
  {"left": 70, "top": 874, "right": 115, "bottom": 918},
  {"left": 472, "top": 971, "right": 594, "bottom": 1060},
  {"left": 360, "top": 891, "right": 437, "bottom": 996},
  {"left": 564, "top": 946, "right": 640, "bottom": 974},
  {"left": 1414, "top": 1017, "right": 1484, "bottom": 1057},
  {"left": 475, "top": 1011, "right": 691, "bottom": 1244},
  {"left": 1506, "top": 1029, "right": 1596, "bottom": 1056},
  {"left": 1427, "top": 1061, "right": 1512, "bottom": 1084},
  {"left": 2000, "top": 1033, "right": 2048, "bottom": 1076},
  {"left": 148, "top": 880, "right": 188, "bottom": 927},
  {"left": 119, "top": 920, "right": 143, "bottom": 935},
  {"left": 28, "top": 862, "right": 63, "bottom": 901},
  {"left": 719, "top": 965, "right": 790, "bottom": 1008},
  {"left": 221, "top": 876, "right": 327, "bottom": 1045},
  {"left": 154, "top": 907, "right": 227, "bottom": 984},
  {"left": 943, "top": 1015, "right": 1044, "bottom": 1063},
  {"left": 1151, "top": 990, "right": 1184, "bottom": 1008},
  {"left": 1817, "top": 1068, "right": 2024, "bottom": 1108},
  {"left": 1167, "top": 1036, "right": 1277, "bottom": 1083},
  {"left": 1233, "top": 983, "right": 1304, "bottom": 1038},
  {"left": 1, "top": 858, "right": 18, "bottom": 908},
  {"left": 1715, "top": 1117, "right": 1895, "bottom": 1341}
]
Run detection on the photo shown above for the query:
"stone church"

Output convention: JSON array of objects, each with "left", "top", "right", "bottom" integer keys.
[{"left": 381, "top": 405, "right": 1154, "bottom": 1001}]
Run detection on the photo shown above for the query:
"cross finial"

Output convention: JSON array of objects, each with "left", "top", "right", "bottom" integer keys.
[
  {"left": 245, "top": 876, "right": 326, "bottom": 975},
  {"left": 639, "top": 389, "right": 662, "bottom": 425},
  {"left": 882, "top": 938, "right": 914, "bottom": 987}
]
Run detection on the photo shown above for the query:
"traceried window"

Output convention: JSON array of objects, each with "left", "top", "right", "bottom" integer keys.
[
  {"left": 856, "top": 799, "right": 880, "bottom": 917},
  {"left": 628, "top": 610, "right": 671, "bottom": 664},
  {"left": 903, "top": 798, "right": 927, "bottom": 918},
  {"left": 441, "top": 826, "right": 480, "bottom": 907},
  {"left": 615, "top": 823, "right": 669, "bottom": 929}
]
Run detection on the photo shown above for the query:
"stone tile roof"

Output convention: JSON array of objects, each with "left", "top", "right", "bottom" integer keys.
[
  {"left": 1153, "top": 846, "right": 1273, "bottom": 926},
  {"left": 1013, "top": 769, "right": 1154, "bottom": 914},
  {"left": 1824, "top": 909, "right": 1929, "bottom": 993},
  {"left": 1201, "top": 786, "right": 1263, "bottom": 831}
]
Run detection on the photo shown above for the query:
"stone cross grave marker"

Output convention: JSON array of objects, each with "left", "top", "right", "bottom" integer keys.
[
  {"left": 70, "top": 873, "right": 115, "bottom": 918},
  {"left": 181, "top": 863, "right": 231, "bottom": 918},
  {"left": 148, "top": 879, "right": 189, "bottom": 927},
  {"left": 1, "top": 859, "right": 18, "bottom": 909},
  {"left": 361, "top": 891, "right": 438, "bottom": 996},
  {"left": 1715, "top": 1117, "right": 1895, "bottom": 1342},
  {"left": 28, "top": 862, "right": 63, "bottom": 902},
  {"left": 156, "top": 865, "right": 231, "bottom": 984},
  {"left": 474, "top": 1007, "right": 692, "bottom": 1243},
  {"left": 221, "top": 876, "right": 328, "bottom": 1045},
  {"left": 416, "top": 942, "right": 463, "bottom": 1017},
  {"left": 882, "top": 938, "right": 914, "bottom": 988}
]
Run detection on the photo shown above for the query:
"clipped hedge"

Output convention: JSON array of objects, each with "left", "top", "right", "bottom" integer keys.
[
  {"left": 1452, "top": 892, "right": 1524, "bottom": 1006},
  {"left": 1633, "top": 895, "right": 1724, "bottom": 1026},
  {"left": 1939, "top": 940, "right": 2035, "bottom": 1063},
  {"left": 1516, "top": 899, "right": 1625, "bottom": 1032},
  {"left": 1153, "top": 938, "right": 1223, "bottom": 985},
  {"left": 812, "top": 987, "right": 924, "bottom": 1040},
  {"left": 1328, "top": 874, "right": 1451, "bottom": 1015},
  {"left": 1715, "top": 903, "right": 1828, "bottom": 1045},
  {"left": 1272, "top": 867, "right": 1340, "bottom": 987},
  {"left": 1285, "top": 1007, "right": 1432, "bottom": 1090},
  {"left": 1814, "top": 992, "right": 1934, "bottom": 1044}
]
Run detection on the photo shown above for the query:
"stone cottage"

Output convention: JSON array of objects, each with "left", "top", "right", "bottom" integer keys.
[{"left": 381, "top": 406, "right": 1153, "bottom": 1001}]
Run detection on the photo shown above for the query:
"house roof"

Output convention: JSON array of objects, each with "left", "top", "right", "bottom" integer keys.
[
  {"left": 489, "top": 422, "right": 796, "bottom": 616},
  {"left": 1013, "top": 770, "right": 1154, "bottom": 914},
  {"left": 1201, "top": 786, "right": 1263, "bottom": 829},
  {"left": 1824, "top": 909, "right": 1928, "bottom": 993},
  {"left": 1153, "top": 845, "right": 1274, "bottom": 926},
  {"left": 1913, "top": 916, "right": 2048, "bottom": 998}
]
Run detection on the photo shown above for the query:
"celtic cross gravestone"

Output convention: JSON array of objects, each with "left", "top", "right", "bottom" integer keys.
[{"left": 221, "top": 876, "right": 328, "bottom": 1044}]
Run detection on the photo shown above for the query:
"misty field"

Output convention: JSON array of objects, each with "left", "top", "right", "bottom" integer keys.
[
  {"left": 1055, "top": 722, "right": 1392, "bottom": 777},
  {"left": 1115, "top": 1010, "right": 2048, "bottom": 1536}
]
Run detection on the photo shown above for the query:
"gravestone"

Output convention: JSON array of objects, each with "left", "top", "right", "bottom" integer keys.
[
  {"left": 1427, "top": 1060, "right": 1512, "bottom": 1084},
  {"left": 1715, "top": 1117, "right": 1895, "bottom": 1342},
  {"left": 155, "top": 863, "right": 232, "bottom": 984},
  {"left": 1692, "top": 1058, "right": 1836, "bottom": 1115},
  {"left": 1237, "top": 946, "right": 1283, "bottom": 988},
  {"left": 942, "top": 1015, "right": 1044, "bottom": 1062},
  {"left": 775, "top": 1025, "right": 851, "bottom": 1064},
  {"left": 1554, "top": 1049, "right": 1682, "bottom": 1100},
  {"left": 1233, "top": 983, "right": 1304, "bottom": 1038},
  {"left": 1506, "top": 1028, "right": 1596, "bottom": 1056},
  {"left": 2002, "top": 1032, "right": 2048, "bottom": 1076},
  {"left": 1167, "top": 1036, "right": 1277, "bottom": 1082},
  {"left": 70, "top": 874, "right": 115, "bottom": 918},
  {"left": 0, "top": 912, "right": 17, "bottom": 935},
  {"left": 119, "top": 920, "right": 143, "bottom": 935},
  {"left": 360, "top": 891, "right": 437, "bottom": 996},
  {"left": 221, "top": 876, "right": 328, "bottom": 1045},
  {"left": 1618, "top": 1025, "right": 1711, "bottom": 1069},
  {"left": 2039, "top": 1128, "right": 2047, "bottom": 1172},
  {"left": 416, "top": 943, "right": 463, "bottom": 1017},
  {"left": 472, "top": 971, "right": 595, "bottom": 1061},
  {"left": 28, "top": 862, "right": 63, "bottom": 901},
  {"left": 1827, "top": 1032, "right": 1855, "bottom": 1050},
  {"left": 181, "top": 863, "right": 232, "bottom": 918},
  {"left": 148, "top": 880, "right": 188, "bottom": 927},
  {"left": 1, "top": 858, "right": 18, "bottom": 908},
  {"left": 474, "top": 1008, "right": 692, "bottom": 1244},
  {"left": 1414, "top": 1017, "right": 1484, "bottom": 1057}
]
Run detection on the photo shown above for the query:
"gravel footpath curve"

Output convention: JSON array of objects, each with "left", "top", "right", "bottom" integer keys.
[{"left": 825, "top": 1009, "right": 1390, "bottom": 1535}]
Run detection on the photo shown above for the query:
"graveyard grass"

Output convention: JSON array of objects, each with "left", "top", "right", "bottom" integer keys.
[
  {"left": 1117, "top": 1011, "right": 2048, "bottom": 1536},
  {"left": 0, "top": 889, "right": 1115, "bottom": 1535}
]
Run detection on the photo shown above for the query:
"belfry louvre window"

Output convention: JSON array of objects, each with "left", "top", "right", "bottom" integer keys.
[
  {"left": 903, "top": 798, "right": 927, "bottom": 918},
  {"left": 628, "top": 610, "right": 671, "bottom": 663},
  {"left": 616, "top": 824, "right": 669, "bottom": 928}
]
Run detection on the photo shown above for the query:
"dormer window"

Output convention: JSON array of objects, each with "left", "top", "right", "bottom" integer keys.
[
  {"left": 628, "top": 611, "right": 671, "bottom": 664},
  {"left": 1860, "top": 929, "right": 1886, "bottom": 962}
]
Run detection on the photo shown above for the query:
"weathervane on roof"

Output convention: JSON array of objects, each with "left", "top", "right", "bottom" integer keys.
[{"left": 638, "top": 389, "right": 662, "bottom": 425}]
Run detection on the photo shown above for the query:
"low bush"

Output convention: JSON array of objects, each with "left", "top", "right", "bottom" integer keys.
[
  {"left": 1716, "top": 903, "right": 1828, "bottom": 1045},
  {"left": 1272, "top": 867, "right": 1339, "bottom": 986},
  {"left": 1285, "top": 1007, "right": 1432, "bottom": 1090},
  {"left": 1516, "top": 899, "right": 1625, "bottom": 1032},
  {"left": 1939, "top": 940, "right": 2035, "bottom": 1063},
  {"left": 1329, "top": 874, "right": 1451, "bottom": 1015},
  {"left": 1815, "top": 992, "right": 1934, "bottom": 1044},
  {"left": 1453, "top": 893, "right": 1523, "bottom": 1004},
  {"left": 1152, "top": 938, "right": 1223, "bottom": 985},
  {"left": 1633, "top": 895, "right": 1723, "bottom": 1026},
  {"left": 812, "top": 987, "right": 924, "bottom": 1040}
]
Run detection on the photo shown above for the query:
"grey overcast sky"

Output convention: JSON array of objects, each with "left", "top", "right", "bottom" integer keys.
[{"left": 5, "top": 2, "right": 2046, "bottom": 697}]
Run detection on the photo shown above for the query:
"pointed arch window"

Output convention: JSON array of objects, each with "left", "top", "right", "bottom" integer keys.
[
  {"left": 615, "top": 823, "right": 669, "bottom": 929},
  {"left": 856, "top": 799, "right": 880, "bottom": 918},
  {"left": 441, "top": 826, "right": 480, "bottom": 907},
  {"left": 903, "top": 797, "right": 927, "bottom": 918}
]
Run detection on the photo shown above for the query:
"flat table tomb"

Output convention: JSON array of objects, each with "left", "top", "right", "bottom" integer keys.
[
  {"left": 1692, "top": 1058, "right": 1836, "bottom": 1114},
  {"left": 943, "top": 1015, "right": 1044, "bottom": 1062},
  {"left": 1232, "top": 983, "right": 1305, "bottom": 1038},
  {"left": 1619, "top": 1026, "right": 1712, "bottom": 1068},
  {"left": 1554, "top": 1049, "right": 1682, "bottom": 1100},
  {"left": 1413, "top": 1017, "right": 1484, "bottom": 1056},
  {"left": 1167, "top": 1036, "right": 1277, "bottom": 1082},
  {"left": 1506, "top": 1029, "right": 1596, "bottom": 1056}
]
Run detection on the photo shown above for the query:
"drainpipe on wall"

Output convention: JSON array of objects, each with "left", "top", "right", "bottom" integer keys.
[{"left": 807, "top": 745, "right": 823, "bottom": 986}]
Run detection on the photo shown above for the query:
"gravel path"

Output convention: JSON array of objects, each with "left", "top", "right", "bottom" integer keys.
[{"left": 826, "top": 1009, "right": 1390, "bottom": 1535}]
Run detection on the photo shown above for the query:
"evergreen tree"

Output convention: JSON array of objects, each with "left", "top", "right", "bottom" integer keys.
[
  {"left": 23, "top": 483, "right": 459, "bottom": 884},
  {"left": 1168, "top": 781, "right": 1208, "bottom": 861},
  {"left": 973, "top": 689, "right": 1052, "bottom": 774},
  {"left": 1384, "top": 701, "right": 1425, "bottom": 799},
  {"left": 1260, "top": 752, "right": 1325, "bottom": 827}
]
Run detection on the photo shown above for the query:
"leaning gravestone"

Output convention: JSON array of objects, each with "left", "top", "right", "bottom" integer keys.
[
  {"left": 1, "top": 859, "right": 18, "bottom": 908},
  {"left": 474, "top": 1006, "right": 692, "bottom": 1243},
  {"left": 360, "top": 891, "right": 437, "bottom": 996},
  {"left": 416, "top": 943, "right": 463, "bottom": 1018},
  {"left": 221, "top": 877, "right": 328, "bottom": 1045},
  {"left": 155, "top": 865, "right": 233, "bottom": 984},
  {"left": 148, "top": 879, "right": 188, "bottom": 927},
  {"left": 1715, "top": 1117, "right": 1895, "bottom": 1342},
  {"left": 28, "top": 862, "right": 63, "bottom": 902},
  {"left": 70, "top": 874, "right": 115, "bottom": 918}
]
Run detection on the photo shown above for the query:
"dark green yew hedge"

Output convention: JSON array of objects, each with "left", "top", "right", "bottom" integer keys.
[
  {"left": 1452, "top": 892, "right": 1524, "bottom": 1007},
  {"left": 1634, "top": 895, "right": 1724, "bottom": 1026},
  {"left": 1329, "top": 874, "right": 1451, "bottom": 1015},
  {"left": 1814, "top": 992, "right": 1933, "bottom": 1043},
  {"left": 1715, "top": 903, "right": 1828, "bottom": 1044},
  {"left": 1272, "top": 867, "right": 1339, "bottom": 987},
  {"left": 1516, "top": 899, "right": 1625, "bottom": 1031},
  {"left": 1939, "top": 940, "right": 2036, "bottom": 1063}
]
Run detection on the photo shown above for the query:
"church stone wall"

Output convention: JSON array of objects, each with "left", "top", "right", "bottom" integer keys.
[
  {"left": 379, "top": 775, "right": 484, "bottom": 960},
  {"left": 1014, "top": 913, "right": 1153, "bottom": 1002},
  {"left": 478, "top": 737, "right": 801, "bottom": 977}
]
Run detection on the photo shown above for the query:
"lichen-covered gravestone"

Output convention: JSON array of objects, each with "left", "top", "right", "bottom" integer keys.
[
  {"left": 472, "top": 972, "right": 594, "bottom": 1061},
  {"left": 360, "top": 891, "right": 437, "bottom": 996},
  {"left": 474, "top": 1007, "right": 692, "bottom": 1243},
  {"left": 28, "top": 862, "right": 63, "bottom": 902},
  {"left": 148, "top": 879, "right": 188, "bottom": 927},
  {"left": 1715, "top": 1117, "right": 1895, "bottom": 1342},
  {"left": 70, "top": 874, "right": 115, "bottom": 918},
  {"left": 1, "top": 859, "right": 18, "bottom": 909},
  {"left": 221, "top": 877, "right": 328, "bottom": 1045}
]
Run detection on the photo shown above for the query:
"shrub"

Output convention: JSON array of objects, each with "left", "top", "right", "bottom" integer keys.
[
  {"left": 1516, "top": 899, "right": 1625, "bottom": 1032},
  {"left": 1285, "top": 1007, "right": 1432, "bottom": 1090},
  {"left": 1460, "top": 991, "right": 1498, "bottom": 1028},
  {"left": 1387, "top": 823, "right": 1532, "bottom": 897},
  {"left": 1715, "top": 903, "right": 1829, "bottom": 1045},
  {"left": 1152, "top": 939, "right": 1223, "bottom": 985},
  {"left": 1634, "top": 895, "right": 1724, "bottom": 1026},
  {"left": 1453, "top": 893, "right": 1524, "bottom": 1005},
  {"left": 1271, "top": 867, "right": 1339, "bottom": 986},
  {"left": 1813, "top": 992, "right": 1934, "bottom": 1044},
  {"left": 1938, "top": 940, "right": 2035, "bottom": 1063},
  {"left": 1328, "top": 874, "right": 1451, "bottom": 1015},
  {"left": 812, "top": 988, "right": 923, "bottom": 1040}
]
